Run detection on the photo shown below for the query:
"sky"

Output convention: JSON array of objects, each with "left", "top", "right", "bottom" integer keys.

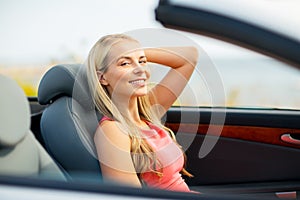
[
  {"left": 0, "top": 0, "right": 162, "bottom": 64},
  {"left": 1, "top": 0, "right": 299, "bottom": 65},
  {"left": 0, "top": 0, "right": 264, "bottom": 65},
  {"left": 0, "top": 0, "right": 300, "bottom": 64}
]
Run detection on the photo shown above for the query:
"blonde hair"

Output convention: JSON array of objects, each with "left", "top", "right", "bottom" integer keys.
[{"left": 86, "top": 34, "right": 192, "bottom": 178}]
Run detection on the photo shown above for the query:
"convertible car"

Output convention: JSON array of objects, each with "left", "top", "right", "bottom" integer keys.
[{"left": 1, "top": 0, "right": 300, "bottom": 199}]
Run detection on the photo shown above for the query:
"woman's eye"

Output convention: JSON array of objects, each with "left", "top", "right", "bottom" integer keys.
[
  {"left": 139, "top": 60, "right": 147, "bottom": 64},
  {"left": 120, "top": 62, "right": 130, "bottom": 66}
]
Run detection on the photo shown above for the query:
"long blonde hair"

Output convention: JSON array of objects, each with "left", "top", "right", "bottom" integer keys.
[{"left": 86, "top": 34, "right": 192, "bottom": 178}]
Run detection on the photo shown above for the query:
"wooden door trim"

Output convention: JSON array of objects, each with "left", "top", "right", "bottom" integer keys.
[{"left": 166, "top": 123, "right": 300, "bottom": 149}]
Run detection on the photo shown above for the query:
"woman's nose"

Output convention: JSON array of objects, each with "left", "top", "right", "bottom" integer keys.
[{"left": 133, "top": 63, "right": 146, "bottom": 74}]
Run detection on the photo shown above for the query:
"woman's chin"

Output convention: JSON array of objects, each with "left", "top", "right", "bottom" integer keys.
[{"left": 133, "top": 89, "right": 148, "bottom": 97}]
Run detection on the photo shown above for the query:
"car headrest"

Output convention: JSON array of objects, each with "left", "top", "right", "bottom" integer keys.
[
  {"left": 38, "top": 64, "right": 94, "bottom": 111},
  {"left": 0, "top": 75, "right": 30, "bottom": 147}
]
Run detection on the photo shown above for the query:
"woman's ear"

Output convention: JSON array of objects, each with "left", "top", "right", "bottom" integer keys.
[{"left": 97, "top": 71, "right": 108, "bottom": 85}]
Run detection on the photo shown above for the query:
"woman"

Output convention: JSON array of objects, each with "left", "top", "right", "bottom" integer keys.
[{"left": 86, "top": 34, "right": 198, "bottom": 192}]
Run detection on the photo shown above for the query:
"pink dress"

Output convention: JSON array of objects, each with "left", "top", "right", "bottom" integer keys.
[{"left": 100, "top": 116, "right": 190, "bottom": 192}]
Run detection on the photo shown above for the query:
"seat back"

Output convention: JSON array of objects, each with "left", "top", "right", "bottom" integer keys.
[
  {"left": 0, "top": 74, "right": 65, "bottom": 180},
  {"left": 38, "top": 64, "right": 102, "bottom": 181}
]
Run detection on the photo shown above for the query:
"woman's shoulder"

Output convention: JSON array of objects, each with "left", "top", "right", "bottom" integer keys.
[
  {"left": 96, "top": 117, "right": 129, "bottom": 140},
  {"left": 99, "top": 116, "right": 114, "bottom": 124},
  {"left": 97, "top": 116, "right": 122, "bottom": 133},
  {"left": 94, "top": 117, "right": 131, "bottom": 152},
  {"left": 98, "top": 116, "right": 121, "bottom": 129}
]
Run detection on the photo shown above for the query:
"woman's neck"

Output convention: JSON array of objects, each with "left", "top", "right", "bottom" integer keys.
[{"left": 112, "top": 96, "right": 143, "bottom": 125}]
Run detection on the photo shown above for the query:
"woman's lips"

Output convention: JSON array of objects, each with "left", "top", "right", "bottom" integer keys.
[{"left": 129, "top": 79, "right": 146, "bottom": 86}]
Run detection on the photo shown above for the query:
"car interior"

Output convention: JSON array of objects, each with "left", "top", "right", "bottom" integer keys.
[
  {"left": 37, "top": 64, "right": 102, "bottom": 181},
  {"left": 0, "top": 74, "right": 65, "bottom": 180},
  {"left": 0, "top": 64, "right": 221, "bottom": 200},
  {"left": 2, "top": 63, "right": 300, "bottom": 199},
  {"left": 20, "top": 63, "right": 300, "bottom": 199}
]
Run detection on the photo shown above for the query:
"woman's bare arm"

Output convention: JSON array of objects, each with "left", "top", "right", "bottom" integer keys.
[
  {"left": 145, "top": 46, "right": 198, "bottom": 118},
  {"left": 94, "top": 121, "right": 141, "bottom": 187}
]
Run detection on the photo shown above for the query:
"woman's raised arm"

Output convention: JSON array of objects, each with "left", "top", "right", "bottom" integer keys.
[{"left": 145, "top": 46, "right": 198, "bottom": 118}]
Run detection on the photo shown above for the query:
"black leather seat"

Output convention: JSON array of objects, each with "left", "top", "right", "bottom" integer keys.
[{"left": 38, "top": 64, "right": 102, "bottom": 181}]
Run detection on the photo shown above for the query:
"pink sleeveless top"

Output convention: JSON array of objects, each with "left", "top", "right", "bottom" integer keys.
[{"left": 100, "top": 116, "right": 190, "bottom": 192}]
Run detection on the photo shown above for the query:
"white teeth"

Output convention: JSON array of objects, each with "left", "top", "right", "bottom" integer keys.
[{"left": 129, "top": 80, "right": 145, "bottom": 85}]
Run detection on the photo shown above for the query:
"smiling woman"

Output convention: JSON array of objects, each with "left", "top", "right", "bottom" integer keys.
[{"left": 85, "top": 33, "right": 199, "bottom": 192}]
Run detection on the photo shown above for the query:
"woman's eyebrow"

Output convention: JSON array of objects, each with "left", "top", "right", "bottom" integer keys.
[
  {"left": 117, "top": 56, "right": 132, "bottom": 61},
  {"left": 114, "top": 56, "right": 132, "bottom": 64},
  {"left": 116, "top": 55, "right": 146, "bottom": 62}
]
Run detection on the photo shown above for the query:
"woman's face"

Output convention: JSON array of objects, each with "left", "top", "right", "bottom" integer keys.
[{"left": 100, "top": 40, "right": 150, "bottom": 100}]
